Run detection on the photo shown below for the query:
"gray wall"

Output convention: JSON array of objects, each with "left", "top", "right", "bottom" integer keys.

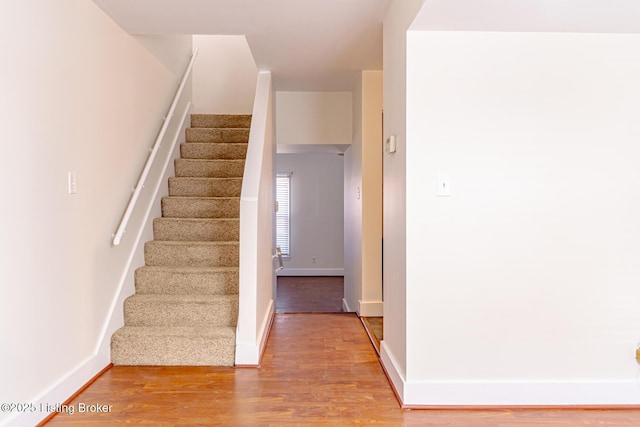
[{"left": 276, "top": 153, "right": 344, "bottom": 276}]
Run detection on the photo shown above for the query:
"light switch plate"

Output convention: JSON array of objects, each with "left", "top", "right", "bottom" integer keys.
[
  {"left": 436, "top": 175, "right": 451, "bottom": 196},
  {"left": 68, "top": 172, "right": 77, "bottom": 194}
]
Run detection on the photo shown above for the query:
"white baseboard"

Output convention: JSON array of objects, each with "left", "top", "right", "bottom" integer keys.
[
  {"left": 277, "top": 268, "right": 344, "bottom": 277},
  {"left": 402, "top": 381, "right": 640, "bottom": 407},
  {"left": 358, "top": 300, "right": 383, "bottom": 317},
  {"left": 380, "top": 340, "right": 406, "bottom": 402},
  {"left": 3, "top": 352, "right": 110, "bottom": 427},
  {"left": 380, "top": 341, "right": 640, "bottom": 406},
  {"left": 235, "top": 299, "right": 275, "bottom": 366},
  {"left": 2, "top": 102, "right": 193, "bottom": 427}
]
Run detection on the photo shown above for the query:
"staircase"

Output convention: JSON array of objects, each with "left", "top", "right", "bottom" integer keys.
[{"left": 111, "top": 114, "right": 251, "bottom": 366}]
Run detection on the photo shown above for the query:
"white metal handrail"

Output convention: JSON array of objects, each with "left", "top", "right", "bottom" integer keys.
[{"left": 112, "top": 49, "right": 198, "bottom": 246}]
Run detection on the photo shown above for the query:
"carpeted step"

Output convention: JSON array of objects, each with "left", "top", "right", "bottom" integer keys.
[
  {"left": 186, "top": 128, "right": 250, "bottom": 143},
  {"left": 153, "top": 218, "right": 239, "bottom": 241},
  {"left": 145, "top": 240, "right": 239, "bottom": 267},
  {"left": 180, "top": 142, "right": 247, "bottom": 160},
  {"left": 168, "top": 177, "right": 242, "bottom": 197},
  {"left": 174, "top": 159, "right": 245, "bottom": 178},
  {"left": 112, "top": 113, "right": 250, "bottom": 368},
  {"left": 161, "top": 196, "right": 239, "bottom": 218},
  {"left": 123, "top": 294, "right": 239, "bottom": 327},
  {"left": 191, "top": 114, "right": 251, "bottom": 129},
  {"left": 135, "top": 266, "right": 238, "bottom": 295},
  {"left": 111, "top": 326, "right": 236, "bottom": 366}
]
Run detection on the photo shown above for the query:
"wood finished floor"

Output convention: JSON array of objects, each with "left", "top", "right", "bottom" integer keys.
[
  {"left": 276, "top": 276, "right": 344, "bottom": 313},
  {"left": 44, "top": 313, "right": 640, "bottom": 426}
]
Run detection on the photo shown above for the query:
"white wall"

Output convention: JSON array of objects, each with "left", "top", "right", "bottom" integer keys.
[
  {"left": 344, "top": 71, "right": 383, "bottom": 315},
  {"left": 236, "top": 72, "right": 274, "bottom": 365},
  {"left": 192, "top": 35, "right": 257, "bottom": 114},
  {"left": 402, "top": 31, "right": 640, "bottom": 405},
  {"left": 344, "top": 76, "right": 363, "bottom": 312},
  {"left": 360, "top": 71, "right": 383, "bottom": 316},
  {"left": 276, "top": 92, "right": 352, "bottom": 149},
  {"left": 276, "top": 153, "right": 344, "bottom": 276},
  {"left": 0, "top": 1, "right": 192, "bottom": 425},
  {"left": 380, "top": 0, "right": 425, "bottom": 401}
]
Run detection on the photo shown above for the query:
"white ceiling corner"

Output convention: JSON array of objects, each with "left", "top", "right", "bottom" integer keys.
[{"left": 91, "top": 0, "right": 392, "bottom": 91}]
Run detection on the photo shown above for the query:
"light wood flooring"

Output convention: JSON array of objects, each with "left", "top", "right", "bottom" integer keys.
[
  {"left": 43, "top": 312, "right": 640, "bottom": 426},
  {"left": 42, "top": 278, "right": 640, "bottom": 427}
]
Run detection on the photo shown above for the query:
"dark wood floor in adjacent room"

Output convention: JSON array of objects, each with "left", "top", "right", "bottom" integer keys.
[
  {"left": 276, "top": 275, "right": 344, "bottom": 312},
  {"left": 44, "top": 311, "right": 640, "bottom": 426}
]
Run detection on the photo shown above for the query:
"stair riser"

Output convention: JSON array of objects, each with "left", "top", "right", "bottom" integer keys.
[
  {"left": 161, "top": 198, "right": 240, "bottom": 218},
  {"left": 174, "top": 159, "right": 245, "bottom": 178},
  {"left": 154, "top": 219, "right": 239, "bottom": 241},
  {"left": 186, "top": 128, "right": 249, "bottom": 143},
  {"left": 135, "top": 268, "right": 239, "bottom": 295},
  {"left": 191, "top": 114, "right": 251, "bottom": 129},
  {"left": 145, "top": 242, "right": 239, "bottom": 267},
  {"left": 180, "top": 143, "right": 247, "bottom": 160},
  {"left": 123, "top": 298, "right": 238, "bottom": 327},
  {"left": 111, "top": 330, "right": 235, "bottom": 366},
  {"left": 168, "top": 178, "right": 241, "bottom": 197}
]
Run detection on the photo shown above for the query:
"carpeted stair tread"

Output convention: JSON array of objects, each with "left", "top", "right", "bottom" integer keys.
[
  {"left": 174, "top": 159, "right": 245, "bottom": 178},
  {"left": 144, "top": 240, "right": 239, "bottom": 267},
  {"left": 180, "top": 142, "right": 247, "bottom": 160},
  {"left": 186, "top": 128, "right": 249, "bottom": 143},
  {"left": 168, "top": 177, "right": 242, "bottom": 197},
  {"left": 112, "top": 113, "right": 249, "bottom": 367},
  {"left": 153, "top": 218, "right": 239, "bottom": 241},
  {"left": 123, "top": 294, "right": 239, "bottom": 327},
  {"left": 161, "top": 196, "right": 240, "bottom": 218},
  {"left": 135, "top": 266, "right": 238, "bottom": 295},
  {"left": 191, "top": 114, "right": 251, "bottom": 129},
  {"left": 111, "top": 326, "right": 236, "bottom": 366}
]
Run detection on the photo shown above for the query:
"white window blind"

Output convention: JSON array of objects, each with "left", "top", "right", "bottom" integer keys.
[{"left": 275, "top": 173, "right": 291, "bottom": 257}]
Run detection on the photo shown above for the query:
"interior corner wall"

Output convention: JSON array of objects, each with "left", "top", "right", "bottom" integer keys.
[
  {"left": 343, "top": 74, "right": 364, "bottom": 313},
  {"left": 255, "top": 73, "right": 275, "bottom": 355},
  {"left": 380, "top": 0, "right": 425, "bottom": 401},
  {"left": 192, "top": 35, "right": 257, "bottom": 114},
  {"left": 360, "top": 71, "right": 383, "bottom": 316},
  {"left": 404, "top": 30, "right": 640, "bottom": 405},
  {"left": 276, "top": 153, "right": 344, "bottom": 276},
  {"left": 344, "top": 71, "right": 383, "bottom": 316},
  {"left": 236, "top": 72, "right": 274, "bottom": 365},
  {"left": 0, "top": 1, "right": 192, "bottom": 425}
]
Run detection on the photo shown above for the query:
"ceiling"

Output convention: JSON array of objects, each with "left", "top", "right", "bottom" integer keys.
[
  {"left": 412, "top": 0, "right": 640, "bottom": 33},
  {"left": 91, "top": 0, "right": 393, "bottom": 91},
  {"left": 91, "top": 1, "right": 640, "bottom": 90}
]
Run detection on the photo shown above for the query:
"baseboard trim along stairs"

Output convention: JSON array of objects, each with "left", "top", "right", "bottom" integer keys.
[{"left": 111, "top": 114, "right": 251, "bottom": 366}]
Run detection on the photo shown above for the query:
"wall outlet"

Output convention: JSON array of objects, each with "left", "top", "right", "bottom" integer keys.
[{"left": 312, "top": 256, "right": 317, "bottom": 264}]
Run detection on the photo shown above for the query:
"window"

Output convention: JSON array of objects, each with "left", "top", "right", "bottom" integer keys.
[{"left": 275, "top": 173, "right": 291, "bottom": 258}]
